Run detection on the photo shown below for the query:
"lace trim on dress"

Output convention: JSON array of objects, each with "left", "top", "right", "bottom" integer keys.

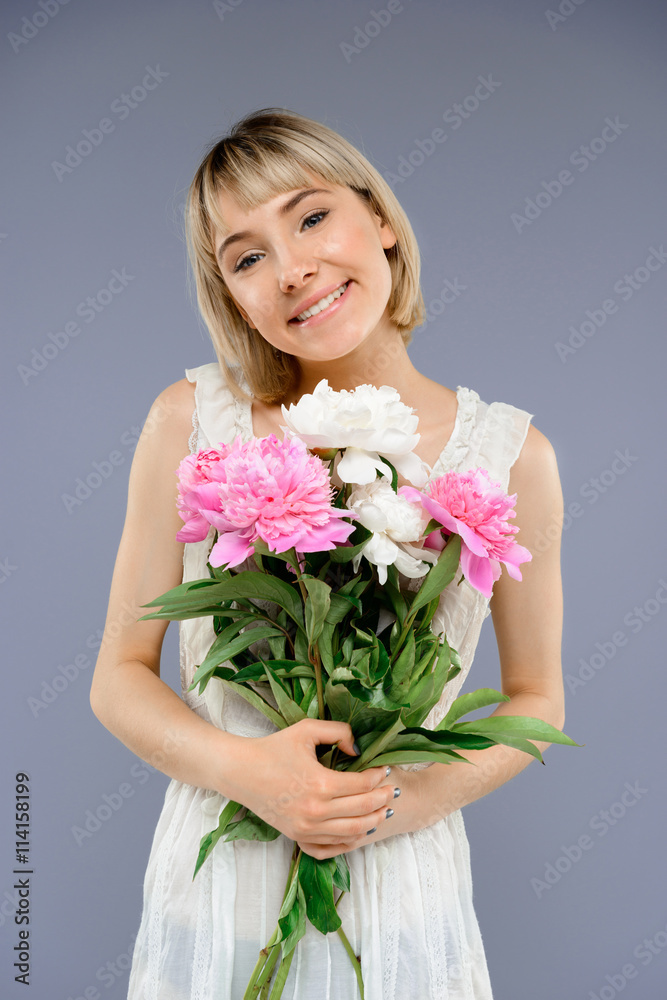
[
  {"left": 414, "top": 828, "right": 448, "bottom": 996},
  {"left": 188, "top": 404, "right": 199, "bottom": 455},
  {"left": 191, "top": 849, "right": 213, "bottom": 997},
  {"left": 380, "top": 844, "right": 400, "bottom": 997},
  {"left": 429, "top": 385, "right": 479, "bottom": 479},
  {"left": 233, "top": 371, "right": 254, "bottom": 442}
]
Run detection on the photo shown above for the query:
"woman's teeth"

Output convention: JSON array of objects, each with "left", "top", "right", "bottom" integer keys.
[{"left": 294, "top": 281, "right": 349, "bottom": 322}]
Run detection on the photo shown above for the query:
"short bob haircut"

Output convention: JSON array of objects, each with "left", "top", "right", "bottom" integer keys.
[{"left": 185, "top": 107, "right": 426, "bottom": 406}]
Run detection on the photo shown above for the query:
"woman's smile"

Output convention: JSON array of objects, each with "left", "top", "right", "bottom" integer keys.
[{"left": 287, "top": 279, "right": 353, "bottom": 328}]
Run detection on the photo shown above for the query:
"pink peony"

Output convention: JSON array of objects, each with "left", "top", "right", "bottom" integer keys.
[
  {"left": 399, "top": 467, "right": 532, "bottom": 599},
  {"left": 175, "top": 446, "right": 232, "bottom": 543},
  {"left": 181, "top": 433, "right": 357, "bottom": 569}
]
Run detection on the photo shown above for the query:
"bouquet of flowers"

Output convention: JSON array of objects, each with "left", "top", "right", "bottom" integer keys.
[{"left": 139, "top": 379, "right": 578, "bottom": 999}]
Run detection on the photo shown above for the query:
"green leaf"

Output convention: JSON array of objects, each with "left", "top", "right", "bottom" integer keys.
[
  {"left": 303, "top": 576, "right": 331, "bottom": 645},
  {"left": 176, "top": 570, "right": 305, "bottom": 630},
  {"left": 215, "top": 679, "right": 288, "bottom": 730},
  {"left": 366, "top": 749, "right": 475, "bottom": 768},
  {"left": 480, "top": 734, "right": 548, "bottom": 763},
  {"left": 325, "top": 679, "right": 401, "bottom": 740},
  {"left": 298, "top": 854, "right": 341, "bottom": 934},
  {"left": 379, "top": 577, "right": 408, "bottom": 625},
  {"left": 345, "top": 715, "right": 405, "bottom": 771},
  {"left": 421, "top": 517, "right": 443, "bottom": 538},
  {"left": 332, "top": 853, "right": 350, "bottom": 893},
  {"left": 378, "top": 456, "right": 399, "bottom": 492},
  {"left": 337, "top": 572, "right": 368, "bottom": 600},
  {"left": 280, "top": 880, "right": 307, "bottom": 959},
  {"left": 386, "top": 629, "right": 415, "bottom": 703},
  {"left": 139, "top": 577, "right": 233, "bottom": 608},
  {"left": 401, "top": 640, "right": 451, "bottom": 728},
  {"left": 277, "top": 865, "right": 299, "bottom": 927},
  {"left": 451, "top": 715, "right": 582, "bottom": 747},
  {"left": 325, "top": 592, "right": 359, "bottom": 625},
  {"left": 138, "top": 604, "right": 242, "bottom": 622},
  {"left": 408, "top": 533, "right": 462, "bottom": 618},
  {"left": 318, "top": 620, "right": 336, "bottom": 673},
  {"left": 192, "top": 799, "right": 243, "bottom": 880},
  {"left": 384, "top": 730, "right": 496, "bottom": 752},
  {"left": 223, "top": 812, "right": 281, "bottom": 842},
  {"left": 266, "top": 608, "right": 289, "bottom": 660},
  {"left": 299, "top": 679, "right": 317, "bottom": 713},
  {"left": 189, "top": 625, "right": 284, "bottom": 694},
  {"left": 186, "top": 614, "right": 258, "bottom": 688},
  {"left": 328, "top": 525, "right": 373, "bottom": 563},
  {"left": 416, "top": 595, "right": 441, "bottom": 633},
  {"left": 263, "top": 662, "right": 308, "bottom": 726},
  {"left": 277, "top": 868, "right": 305, "bottom": 953},
  {"left": 437, "top": 688, "right": 511, "bottom": 730}
]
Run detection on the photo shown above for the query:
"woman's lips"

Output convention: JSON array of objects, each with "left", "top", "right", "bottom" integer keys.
[{"left": 288, "top": 280, "right": 352, "bottom": 328}]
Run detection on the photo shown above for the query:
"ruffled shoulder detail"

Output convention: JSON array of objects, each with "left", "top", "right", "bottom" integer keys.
[
  {"left": 184, "top": 362, "right": 253, "bottom": 451},
  {"left": 466, "top": 396, "right": 534, "bottom": 492},
  {"left": 432, "top": 385, "right": 481, "bottom": 475}
]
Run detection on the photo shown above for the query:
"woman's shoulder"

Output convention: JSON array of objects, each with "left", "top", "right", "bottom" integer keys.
[
  {"left": 508, "top": 421, "right": 561, "bottom": 495},
  {"left": 458, "top": 384, "right": 559, "bottom": 493},
  {"left": 151, "top": 361, "right": 234, "bottom": 431},
  {"left": 146, "top": 372, "right": 197, "bottom": 435}
]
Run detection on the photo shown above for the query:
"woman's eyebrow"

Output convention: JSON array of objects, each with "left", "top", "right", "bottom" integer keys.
[{"left": 216, "top": 187, "right": 332, "bottom": 265}]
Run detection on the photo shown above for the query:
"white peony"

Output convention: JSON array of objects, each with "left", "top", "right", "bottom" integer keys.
[
  {"left": 280, "top": 379, "right": 431, "bottom": 486},
  {"left": 346, "top": 479, "right": 440, "bottom": 585}
]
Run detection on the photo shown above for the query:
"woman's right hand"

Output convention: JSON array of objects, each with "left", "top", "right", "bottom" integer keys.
[{"left": 218, "top": 718, "right": 398, "bottom": 850}]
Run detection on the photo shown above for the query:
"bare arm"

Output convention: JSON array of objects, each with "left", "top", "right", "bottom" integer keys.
[
  {"left": 89, "top": 377, "right": 397, "bottom": 847},
  {"left": 89, "top": 377, "right": 235, "bottom": 789},
  {"left": 305, "top": 423, "right": 567, "bottom": 856}
]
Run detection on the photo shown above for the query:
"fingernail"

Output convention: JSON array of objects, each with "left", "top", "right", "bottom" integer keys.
[
  {"left": 385, "top": 808, "right": 394, "bottom": 819},
  {"left": 366, "top": 826, "right": 377, "bottom": 835},
  {"left": 385, "top": 766, "right": 392, "bottom": 776},
  {"left": 352, "top": 741, "right": 361, "bottom": 755},
  {"left": 393, "top": 787, "right": 401, "bottom": 798}
]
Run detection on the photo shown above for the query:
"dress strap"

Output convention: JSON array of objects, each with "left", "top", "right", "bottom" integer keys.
[
  {"left": 465, "top": 396, "right": 534, "bottom": 492},
  {"left": 184, "top": 362, "right": 251, "bottom": 452}
]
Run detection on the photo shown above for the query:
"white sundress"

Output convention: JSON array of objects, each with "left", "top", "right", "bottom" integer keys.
[{"left": 126, "top": 361, "right": 534, "bottom": 1000}]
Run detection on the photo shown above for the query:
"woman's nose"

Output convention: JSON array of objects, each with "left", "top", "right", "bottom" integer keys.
[{"left": 276, "top": 246, "right": 318, "bottom": 294}]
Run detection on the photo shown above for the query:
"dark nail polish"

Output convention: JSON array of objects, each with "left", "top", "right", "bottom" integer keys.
[
  {"left": 393, "top": 787, "right": 401, "bottom": 798},
  {"left": 352, "top": 741, "right": 361, "bottom": 755},
  {"left": 366, "top": 826, "right": 377, "bottom": 835},
  {"left": 386, "top": 808, "right": 394, "bottom": 819},
  {"left": 385, "top": 766, "right": 392, "bottom": 776}
]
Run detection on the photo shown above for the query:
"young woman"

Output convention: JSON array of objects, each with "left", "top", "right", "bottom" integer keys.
[{"left": 90, "top": 107, "right": 566, "bottom": 999}]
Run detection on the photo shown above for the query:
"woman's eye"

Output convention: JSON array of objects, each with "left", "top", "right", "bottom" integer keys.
[
  {"left": 233, "top": 210, "right": 329, "bottom": 272},
  {"left": 302, "top": 209, "right": 328, "bottom": 230},
  {"left": 234, "top": 252, "right": 261, "bottom": 273}
]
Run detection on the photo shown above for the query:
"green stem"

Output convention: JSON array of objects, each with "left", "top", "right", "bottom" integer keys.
[
  {"left": 286, "top": 547, "right": 326, "bottom": 720},
  {"left": 267, "top": 944, "right": 296, "bottom": 998},
  {"left": 257, "top": 941, "right": 283, "bottom": 998},
  {"left": 243, "top": 925, "right": 281, "bottom": 999},
  {"left": 310, "top": 642, "right": 325, "bottom": 719},
  {"left": 336, "top": 924, "right": 365, "bottom": 999},
  {"left": 243, "top": 847, "right": 300, "bottom": 999},
  {"left": 391, "top": 609, "right": 419, "bottom": 665}
]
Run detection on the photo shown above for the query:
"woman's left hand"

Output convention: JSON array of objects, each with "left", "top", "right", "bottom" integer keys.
[{"left": 295, "top": 766, "right": 434, "bottom": 859}]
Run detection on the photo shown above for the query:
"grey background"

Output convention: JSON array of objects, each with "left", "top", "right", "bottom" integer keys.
[{"left": 2, "top": 0, "right": 666, "bottom": 996}]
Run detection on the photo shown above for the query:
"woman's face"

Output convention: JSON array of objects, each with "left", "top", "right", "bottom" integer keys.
[{"left": 213, "top": 171, "right": 398, "bottom": 366}]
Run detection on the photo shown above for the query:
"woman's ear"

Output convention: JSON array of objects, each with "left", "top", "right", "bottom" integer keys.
[
  {"left": 373, "top": 209, "right": 397, "bottom": 251},
  {"left": 379, "top": 218, "right": 398, "bottom": 251}
]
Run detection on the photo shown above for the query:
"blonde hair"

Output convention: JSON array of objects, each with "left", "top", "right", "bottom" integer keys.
[{"left": 185, "top": 107, "right": 426, "bottom": 405}]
